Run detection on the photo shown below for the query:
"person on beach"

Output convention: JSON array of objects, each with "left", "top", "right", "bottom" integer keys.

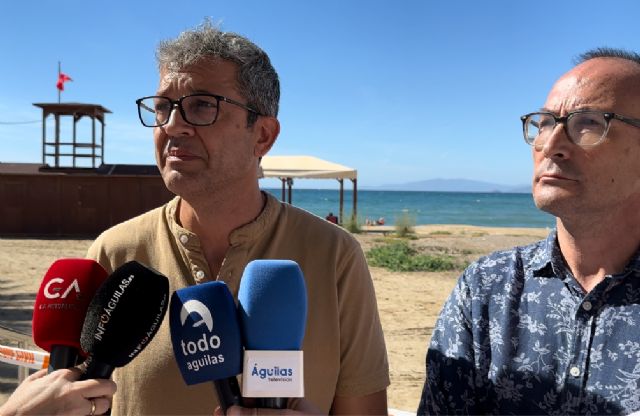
[
  {"left": 325, "top": 212, "right": 338, "bottom": 224},
  {"left": 86, "top": 20, "right": 389, "bottom": 415},
  {"left": 418, "top": 47, "right": 640, "bottom": 415},
  {"left": 0, "top": 367, "right": 116, "bottom": 416}
]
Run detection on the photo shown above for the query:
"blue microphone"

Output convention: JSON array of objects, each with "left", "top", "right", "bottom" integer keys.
[
  {"left": 169, "top": 281, "right": 244, "bottom": 413},
  {"left": 238, "top": 260, "right": 307, "bottom": 409}
]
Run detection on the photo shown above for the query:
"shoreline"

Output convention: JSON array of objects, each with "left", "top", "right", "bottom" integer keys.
[{"left": 361, "top": 223, "right": 550, "bottom": 237}]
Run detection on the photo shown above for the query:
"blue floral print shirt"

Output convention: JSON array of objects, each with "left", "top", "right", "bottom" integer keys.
[{"left": 418, "top": 229, "right": 640, "bottom": 415}]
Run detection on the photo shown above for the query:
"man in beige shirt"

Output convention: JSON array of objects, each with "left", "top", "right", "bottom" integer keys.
[{"left": 88, "top": 20, "right": 389, "bottom": 415}]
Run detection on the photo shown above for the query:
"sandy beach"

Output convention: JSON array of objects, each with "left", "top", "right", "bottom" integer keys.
[{"left": 0, "top": 224, "right": 549, "bottom": 411}]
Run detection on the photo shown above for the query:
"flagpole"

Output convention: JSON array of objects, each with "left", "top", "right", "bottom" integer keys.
[{"left": 58, "top": 61, "right": 61, "bottom": 103}]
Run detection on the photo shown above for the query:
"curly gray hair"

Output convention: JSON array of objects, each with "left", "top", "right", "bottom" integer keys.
[{"left": 156, "top": 19, "right": 280, "bottom": 125}]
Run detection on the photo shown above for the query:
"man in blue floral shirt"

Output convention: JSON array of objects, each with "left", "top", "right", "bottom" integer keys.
[{"left": 418, "top": 48, "right": 640, "bottom": 415}]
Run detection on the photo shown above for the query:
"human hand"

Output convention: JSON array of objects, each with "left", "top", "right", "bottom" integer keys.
[
  {"left": 214, "top": 398, "right": 323, "bottom": 415},
  {"left": 0, "top": 367, "right": 117, "bottom": 416}
]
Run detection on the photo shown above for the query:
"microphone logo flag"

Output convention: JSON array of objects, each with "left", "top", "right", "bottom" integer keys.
[
  {"left": 178, "top": 301, "right": 223, "bottom": 360},
  {"left": 242, "top": 350, "right": 304, "bottom": 397},
  {"left": 180, "top": 300, "right": 214, "bottom": 331},
  {"left": 43, "top": 278, "right": 81, "bottom": 300}
]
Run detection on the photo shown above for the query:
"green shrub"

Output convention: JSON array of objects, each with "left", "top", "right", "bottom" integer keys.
[
  {"left": 342, "top": 216, "right": 361, "bottom": 234},
  {"left": 429, "top": 230, "right": 452, "bottom": 236},
  {"left": 395, "top": 211, "right": 416, "bottom": 238},
  {"left": 366, "top": 240, "right": 459, "bottom": 272}
]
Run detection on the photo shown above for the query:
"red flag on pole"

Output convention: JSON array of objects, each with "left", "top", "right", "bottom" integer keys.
[{"left": 56, "top": 73, "right": 72, "bottom": 91}]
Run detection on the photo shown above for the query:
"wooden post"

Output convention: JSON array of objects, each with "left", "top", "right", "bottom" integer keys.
[
  {"left": 54, "top": 114, "right": 60, "bottom": 168},
  {"left": 352, "top": 178, "right": 358, "bottom": 222},
  {"left": 92, "top": 116, "right": 96, "bottom": 168},
  {"left": 339, "top": 179, "right": 344, "bottom": 225},
  {"left": 41, "top": 111, "right": 46, "bottom": 165},
  {"left": 281, "top": 178, "right": 286, "bottom": 201}
]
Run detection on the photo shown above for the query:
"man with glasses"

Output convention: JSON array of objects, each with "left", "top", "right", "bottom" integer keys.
[
  {"left": 87, "top": 21, "right": 389, "bottom": 415},
  {"left": 418, "top": 48, "right": 640, "bottom": 415}
]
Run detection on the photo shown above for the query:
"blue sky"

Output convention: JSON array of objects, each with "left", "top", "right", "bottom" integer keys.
[{"left": 1, "top": 0, "right": 639, "bottom": 188}]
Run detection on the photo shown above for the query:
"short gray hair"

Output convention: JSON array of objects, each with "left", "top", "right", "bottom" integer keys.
[
  {"left": 156, "top": 19, "right": 280, "bottom": 124},
  {"left": 576, "top": 47, "right": 640, "bottom": 66}
]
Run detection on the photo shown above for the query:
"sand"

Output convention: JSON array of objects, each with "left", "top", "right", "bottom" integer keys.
[{"left": 0, "top": 224, "right": 549, "bottom": 411}]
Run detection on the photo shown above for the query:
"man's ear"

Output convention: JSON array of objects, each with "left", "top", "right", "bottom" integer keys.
[{"left": 253, "top": 116, "right": 280, "bottom": 157}]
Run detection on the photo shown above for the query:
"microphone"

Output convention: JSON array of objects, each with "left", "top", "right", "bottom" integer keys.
[
  {"left": 169, "top": 281, "right": 244, "bottom": 413},
  {"left": 32, "top": 259, "right": 108, "bottom": 372},
  {"left": 79, "top": 260, "right": 169, "bottom": 379},
  {"left": 237, "top": 259, "right": 307, "bottom": 409}
]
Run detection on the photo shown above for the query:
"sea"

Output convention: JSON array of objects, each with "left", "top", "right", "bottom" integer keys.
[{"left": 262, "top": 188, "right": 555, "bottom": 229}]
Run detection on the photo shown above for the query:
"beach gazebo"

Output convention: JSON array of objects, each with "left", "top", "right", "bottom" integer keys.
[{"left": 260, "top": 155, "right": 357, "bottom": 224}]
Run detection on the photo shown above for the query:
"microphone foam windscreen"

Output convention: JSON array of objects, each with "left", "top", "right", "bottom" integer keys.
[
  {"left": 32, "top": 259, "right": 108, "bottom": 353},
  {"left": 238, "top": 260, "right": 307, "bottom": 350},
  {"left": 80, "top": 261, "right": 169, "bottom": 367},
  {"left": 170, "top": 281, "right": 243, "bottom": 385}
]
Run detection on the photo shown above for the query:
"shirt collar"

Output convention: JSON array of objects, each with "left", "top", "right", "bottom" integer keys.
[
  {"left": 530, "top": 228, "right": 640, "bottom": 278},
  {"left": 529, "top": 228, "right": 557, "bottom": 276},
  {"left": 165, "top": 192, "right": 281, "bottom": 248}
]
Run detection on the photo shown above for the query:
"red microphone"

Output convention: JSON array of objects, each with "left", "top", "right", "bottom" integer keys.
[{"left": 32, "top": 259, "right": 108, "bottom": 372}]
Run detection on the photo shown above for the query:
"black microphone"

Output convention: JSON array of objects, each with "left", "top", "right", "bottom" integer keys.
[
  {"left": 79, "top": 260, "right": 169, "bottom": 379},
  {"left": 238, "top": 260, "right": 307, "bottom": 409}
]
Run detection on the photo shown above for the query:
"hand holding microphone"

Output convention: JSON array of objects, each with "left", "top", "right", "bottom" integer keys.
[
  {"left": 213, "top": 399, "right": 322, "bottom": 416},
  {"left": 0, "top": 367, "right": 116, "bottom": 416}
]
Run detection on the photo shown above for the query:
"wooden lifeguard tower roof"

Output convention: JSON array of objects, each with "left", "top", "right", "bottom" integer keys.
[{"left": 32, "top": 102, "right": 111, "bottom": 120}]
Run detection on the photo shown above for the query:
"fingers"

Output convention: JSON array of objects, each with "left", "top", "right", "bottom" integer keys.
[
  {"left": 88, "top": 398, "right": 97, "bottom": 416},
  {"left": 217, "top": 399, "right": 323, "bottom": 416},
  {"left": 89, "top": 396, "right": 112, "bottom": 415},
  {"left": 223, "top": 405, "right": 313, "bottom": 416},
  {"left": 46, "top": 367, "right": 83, "bottom": 383},
  {"left": 23, "top": 368, "right": 48, "bottom": 382},
  {"left": 72, "top": 377, "right": 118, "bottom": 399}
]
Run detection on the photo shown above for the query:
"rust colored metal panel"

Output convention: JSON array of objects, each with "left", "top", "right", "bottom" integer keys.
[
  {"left": 1, "top": 179, "right": 27, "bottom": 233},
  {"left": 59, "top": 177, "right": 110, "bottom": 235},
  {"left": 106, "top": 177, "right": 174, "bottom": 226},
  {"left": 107, "top": 177, "right": 145, "bottom": 225},
  {"left": 138, "top": 178, "right": 174, "bottom": 211},
  {"left": 0, "top": 169, "right": 174, "bottom": 236},
  {"left": 24, "top": 176, "right": 62, "bottom": 234}
]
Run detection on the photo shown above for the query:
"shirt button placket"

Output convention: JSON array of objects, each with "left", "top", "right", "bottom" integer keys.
[{"left": 569, "top": 366, "right": 581, "bottom": 377}]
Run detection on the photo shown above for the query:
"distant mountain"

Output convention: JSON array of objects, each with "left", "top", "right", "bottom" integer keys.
[{"left": 364, "top": 178, "right": 531, "bottom": 193}]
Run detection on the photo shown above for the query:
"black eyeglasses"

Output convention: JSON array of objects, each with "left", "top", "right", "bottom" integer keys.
[
  {"left": 521, "top": 110, "right": 640, "bottom": 147},
  {"left": 135, "top": 94, "right": 262, "bottom": 127}
]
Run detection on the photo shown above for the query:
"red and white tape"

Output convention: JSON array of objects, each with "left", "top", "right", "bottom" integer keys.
[{"left": 0, "top": 344, "right": 49, "bottom": 370}]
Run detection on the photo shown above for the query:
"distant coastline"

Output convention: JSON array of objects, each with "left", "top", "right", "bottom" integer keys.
[
  {"left": 360, "top": 178, "right": 532, "bottom": 194},
  {"left": 262, "top": 188, "right": 553, "bottom": 229}
]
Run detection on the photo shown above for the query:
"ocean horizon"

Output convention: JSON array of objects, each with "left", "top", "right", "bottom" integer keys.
[{"left": 262, "top": 188, "right": 555, "bottom": 229}]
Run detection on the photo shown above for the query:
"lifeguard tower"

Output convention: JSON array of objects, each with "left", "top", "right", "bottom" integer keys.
[{"left": 32, "top": 102, "right": 111, "bottom": 169}]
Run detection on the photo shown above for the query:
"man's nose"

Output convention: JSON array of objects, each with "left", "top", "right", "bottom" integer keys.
[
  {"left": 538, "top": 123, "right": 573, "bottom": 160},
  {"left": 163, "top": 106, "right": 194, "bottom": 136}
]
